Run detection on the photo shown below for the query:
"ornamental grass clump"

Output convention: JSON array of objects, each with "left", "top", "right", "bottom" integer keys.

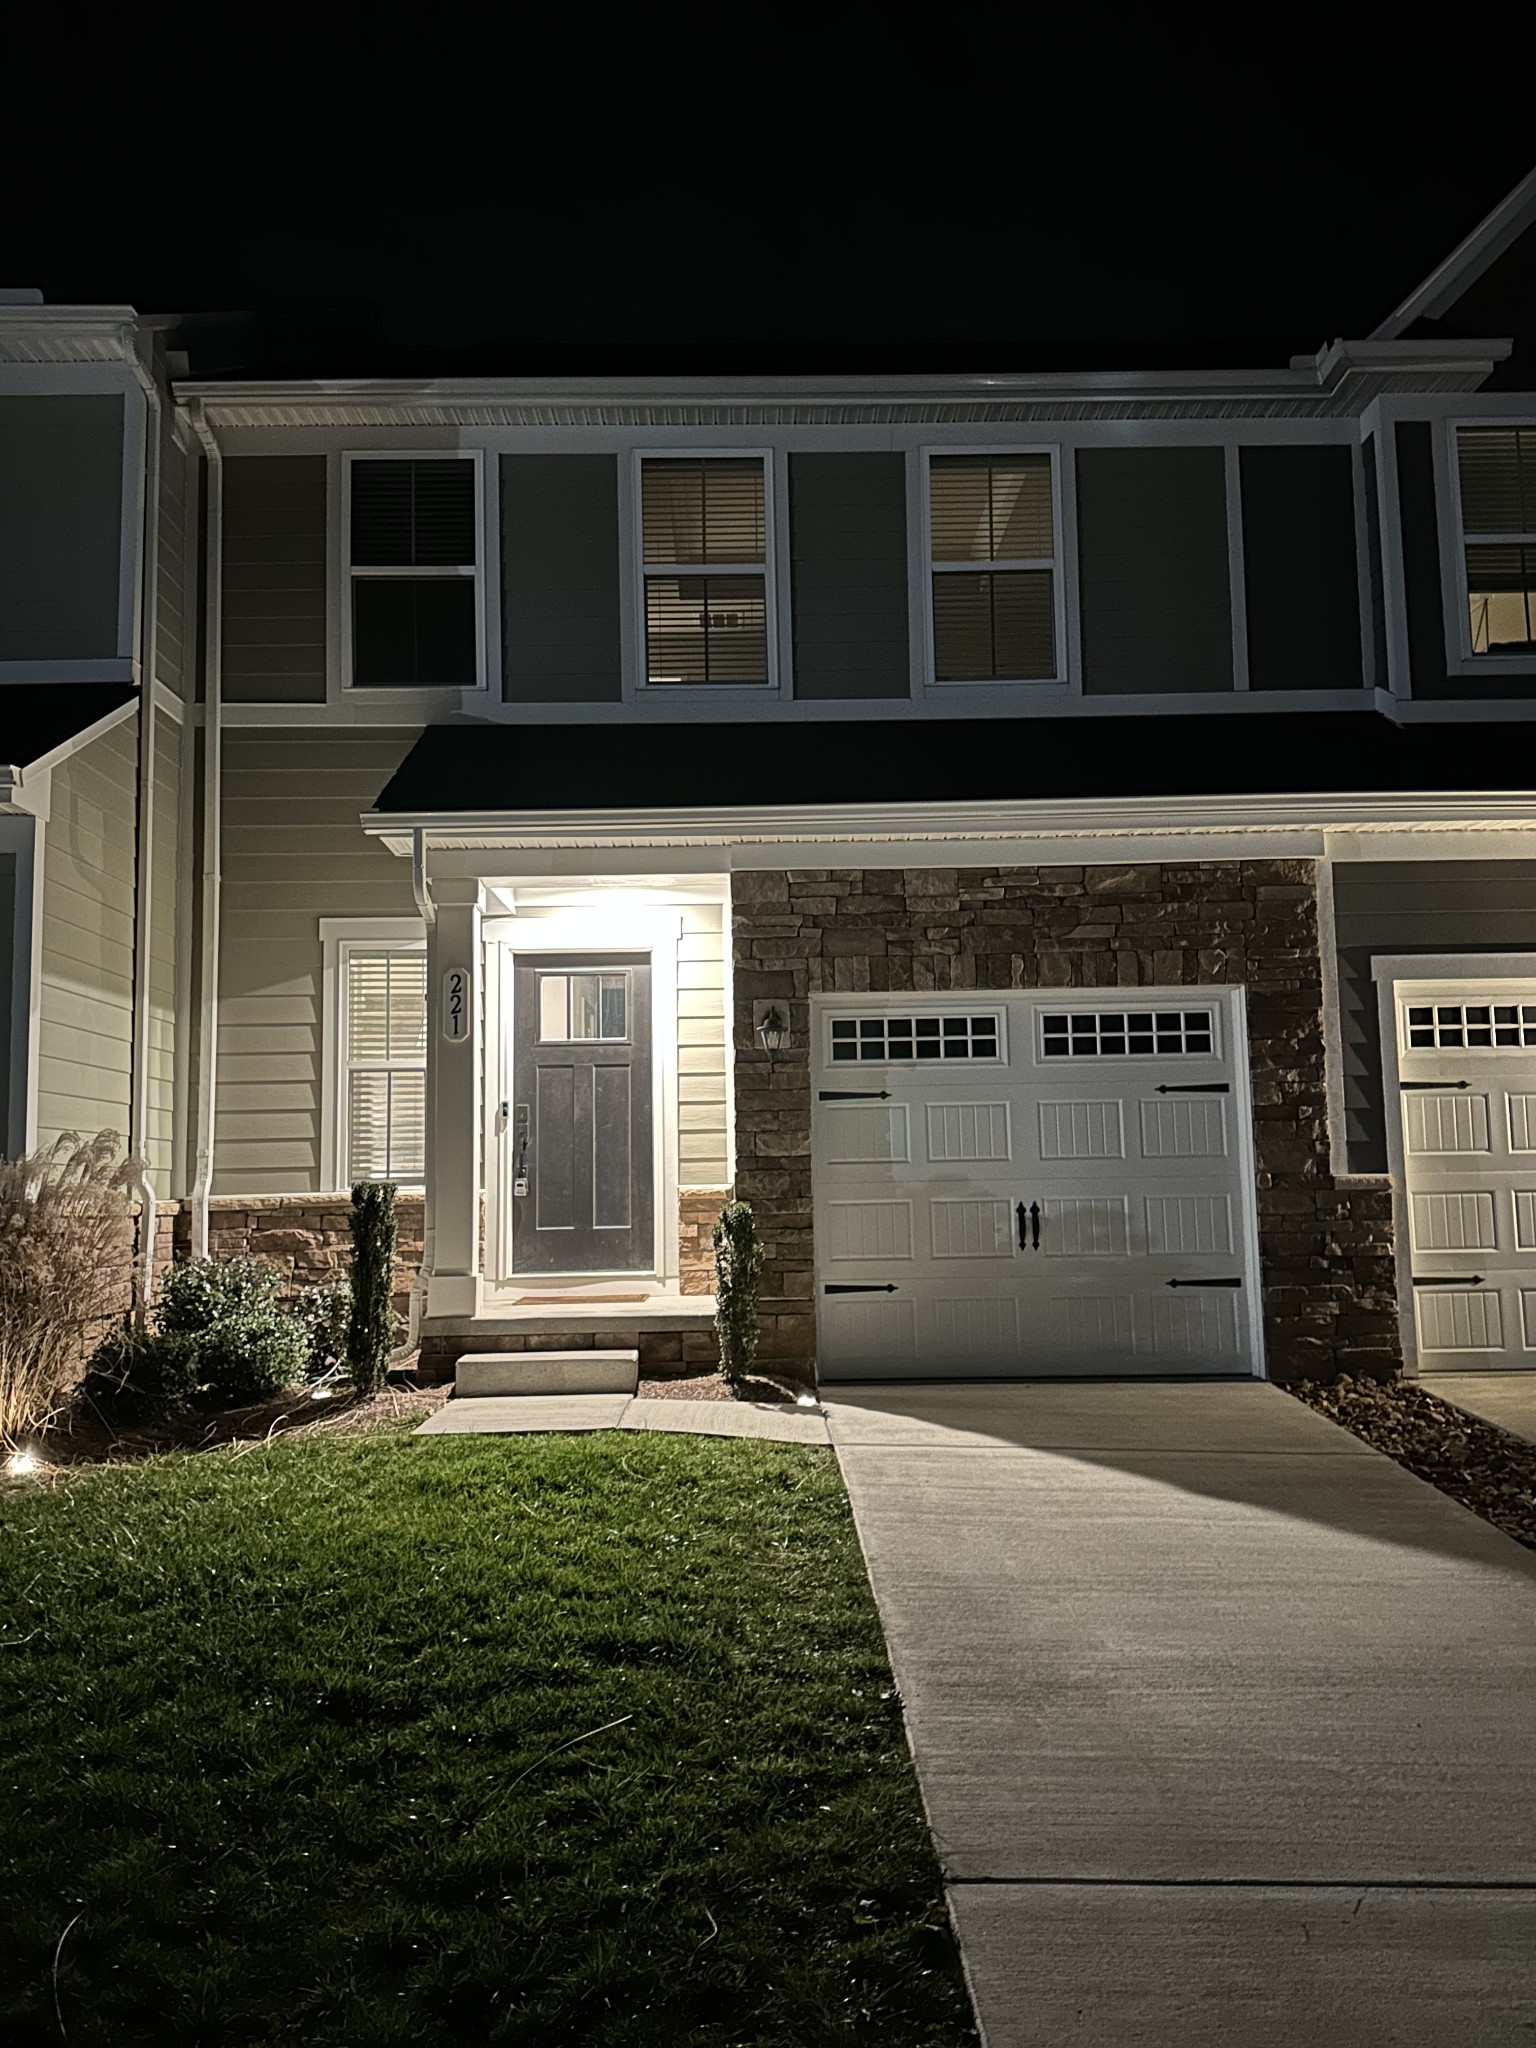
[
  {"left": 712, "top": 1199, "right": 765, "bottom": 1392},
  {"left": 347, "top": 1181, "right": 399, "bottom": 1397},
  {"left": 0, "top": 1130, "right": 135, "bottom": 1444}
]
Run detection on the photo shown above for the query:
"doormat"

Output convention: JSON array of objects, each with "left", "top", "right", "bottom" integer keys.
[{"left": 512, "top": 1293, "right": 652, "bottom": 1305}]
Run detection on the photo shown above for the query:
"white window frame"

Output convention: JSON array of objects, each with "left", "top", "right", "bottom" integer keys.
[
  {"left": 1435, "top": 415, "right": 1536, "bottom": 678},
  {"left": 628, "top": 449, "right": 784, "bottom": 696},
  {"left": 916, "top": 444, "right": 1073, "bottom": 695},
  {"left": 319, "top": 916, "right": 428, "bottom": 1190},
  {"left": 339, "top": 450, "right": 488, "bottom": 696}
]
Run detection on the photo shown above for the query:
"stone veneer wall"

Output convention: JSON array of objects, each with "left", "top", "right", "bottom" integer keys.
[
  {"left": 174, "top": 1194, "right": 426, "bottom": 1329},
  {"left": 731, "top": 861, "right": 1399, "bottom": 1385},
  {"left": 679, "top": 1187, "right": 730, "bottom": 1296}
]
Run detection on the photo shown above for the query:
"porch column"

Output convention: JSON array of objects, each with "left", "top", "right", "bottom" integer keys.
[{"left": 426, "top": 875, "right": 485, "bottom": 1319}]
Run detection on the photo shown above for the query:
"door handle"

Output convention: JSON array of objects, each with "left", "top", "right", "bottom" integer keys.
[{"left": 1017, "top": 1201, "right": 1041, "bottom": 1251}]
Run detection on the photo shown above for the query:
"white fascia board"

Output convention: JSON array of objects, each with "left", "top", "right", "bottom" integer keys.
[
  {"left": 360, "top": 790, "right": 1536, "bottom": 859},
  {"left": 1370, "top": 168, "right": 1536, "bottom": 341},
  {"left": 1302, "top": 337, "right": 1512, "bottom": 386},
  {"left": 0, "top": 307, "right": 141, "bottom": 365}
]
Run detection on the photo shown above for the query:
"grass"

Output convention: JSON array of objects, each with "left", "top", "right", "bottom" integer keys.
[{"left": 0, "top": 1428, "right": 976, "bottom": 2047}]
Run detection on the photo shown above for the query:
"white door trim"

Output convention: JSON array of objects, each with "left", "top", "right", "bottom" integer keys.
[
  {"left": 1373, "top": 952, "right": 1536, "bottom": 1376},
  {"left": 483, "top": 910, "right": 681, "bottom": 1291}
]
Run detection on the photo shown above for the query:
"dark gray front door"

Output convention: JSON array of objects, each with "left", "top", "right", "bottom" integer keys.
[{"left": 511, "top": 953, "right": 654, "bottom": 1275}]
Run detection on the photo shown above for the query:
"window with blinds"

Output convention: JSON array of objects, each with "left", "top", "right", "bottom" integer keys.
[
  {"left": 347, "top": 456, "right": 481, "bottom": 687},
  {"left": 343, "top": 947, "right": 427, "bottom": 1182},
  {"left": 640, "top": 457, "right": 771, "bottom": 685},
  {"left": 929, "top": 453, "right": 1058, "bottom": 681},
  {"left": 1456, "top": 426, "right": 1536, "bottom": 655}
]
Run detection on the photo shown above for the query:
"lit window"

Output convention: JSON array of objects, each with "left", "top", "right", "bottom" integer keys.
[
  {"left": 343, "top": 948, "right": 427, "bottom": 1180},
  {"left": 640, "top": 457, "right": 770, "bottom": 685},
  {"left": 347, "top": 456, "right": 480, "bottom": 686},
  {"left": 929, "top": 454, "right": 1058, "bottom": 681},
  {"left": 537, "top": 971, "right": 630, "bottom": 1041},
  {"left": 1456, "top": 427, "right": 1536, "bottom": 655}
]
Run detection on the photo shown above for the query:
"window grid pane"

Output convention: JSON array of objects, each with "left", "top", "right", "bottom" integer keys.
[
  {"left": 1466, "top": 544, "right": 1536, "bottom": 653},
  {"left": 931, "top": 456, "right": 1053, "bottom": 562},
  {"left": 645, "top": 575, "right": 768, "bottom": 684},
  {"left": 1457, "top": 427, "right": 1536, "bottom": 538},
  {"left": 933, "top": 570, "right": 1055, "bottom": 680},
  {"left": 1404, "top": 1001, "right": 1536, "bottom": 1050},
  {"left": 830, "top": 1014, "right": 1001, "bottom": 1063},
  {"left": 1040, "top": 1010, "right": 1215, "bottom": 1058},
  {"left": 642, "top": 458, "right": 765, "bottom": 566}
]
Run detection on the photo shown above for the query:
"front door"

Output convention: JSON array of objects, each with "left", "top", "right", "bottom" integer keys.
[
  {"left": 511, "top": 953, "right": 654, "bottom": 1275},
  {"left": 1396, "top": 981, "right": 1536, "bottom": 1371}
]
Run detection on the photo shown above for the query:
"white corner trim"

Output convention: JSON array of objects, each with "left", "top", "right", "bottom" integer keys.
[{"left": 1313, "top": 858, "right": 1349, "bottom": 1177}]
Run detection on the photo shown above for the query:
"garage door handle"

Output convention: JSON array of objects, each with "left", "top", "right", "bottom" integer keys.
[
  {"left": 1017, "top": 1201, "right": 1040, "bottom": 1251},
  {"left": 823, "top": 1283, "right": 898, "bottom": 1294},
  {"left": 1166, "top": 1277, "right": 1242, "bottom": 1288}
]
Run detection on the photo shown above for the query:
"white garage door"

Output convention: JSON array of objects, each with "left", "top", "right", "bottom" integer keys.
[
  {"left": 1396, "top": 982, "right": 1536, "bottom": 1373},
  {"left": 811, "top": 989, "right": 1262, "bottom": 1380}
]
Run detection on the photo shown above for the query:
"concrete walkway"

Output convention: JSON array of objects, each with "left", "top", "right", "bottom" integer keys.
[
  {"left": 1426, "top": 1371, "right": 1536, "bottom": 1445},
  {"left": 414, "top": 1394, "right": 829, "bottom": 1443},
  {"left": 827, "top": 1381, "right": 1536, "bottom": 2047}
]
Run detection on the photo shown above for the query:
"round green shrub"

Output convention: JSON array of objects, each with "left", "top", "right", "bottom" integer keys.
[
  {"left": 82, "top": 1329, "right": 203, "bottom": 1423},
  {"left": 197, "top": 1313, "right": 310, "bottom": 1406},
  {"left": 291, "top": 1284, "right": 351, "bottom": 1379},
  {"left": 157, "top": 1257, "right": 282, "bottom": 1338}
]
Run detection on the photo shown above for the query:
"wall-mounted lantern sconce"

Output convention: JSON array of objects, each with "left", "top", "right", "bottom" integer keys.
[{"left": 752, "top": 999, "right": 790, "bottom": 1055}]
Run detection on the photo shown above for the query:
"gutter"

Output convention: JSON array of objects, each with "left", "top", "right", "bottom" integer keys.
[
  {"left": 126, "top": 350, "right": 161, "bottom": 1325},
  {"left": 187, "top": 400, "right": 223, "bottom": 1259}
]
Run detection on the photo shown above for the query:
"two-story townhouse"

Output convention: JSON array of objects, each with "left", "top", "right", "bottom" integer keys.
[{"left": 7, "top": 168, "right": 1536, "bottom": 1392}]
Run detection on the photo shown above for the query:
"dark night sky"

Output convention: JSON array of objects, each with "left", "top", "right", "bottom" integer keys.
[{"left": 8, "top": 75, "right": 1533, "bottom": 380}]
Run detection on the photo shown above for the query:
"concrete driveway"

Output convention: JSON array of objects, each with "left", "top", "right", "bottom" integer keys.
[{"left": 825, "top": 1381, "right": 1536, "bottom": 2048}]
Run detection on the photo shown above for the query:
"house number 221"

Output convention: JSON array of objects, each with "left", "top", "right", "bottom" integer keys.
[{"left": 441, "top": 967, "right": 469, "bottom": 1042}]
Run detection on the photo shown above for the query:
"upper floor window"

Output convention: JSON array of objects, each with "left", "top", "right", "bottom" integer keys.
[
  {"left": 1455, "top": 426, "right": 1536, "bottom": 656},
  {"left": 639, "top": 456, "right": 773, "bottom": 686},
  {"left": 346, "top": 455, "right": 483, "bottom": 688},
  {"left": 928, "top": 452, "right": 1059, "bottom": 682}
]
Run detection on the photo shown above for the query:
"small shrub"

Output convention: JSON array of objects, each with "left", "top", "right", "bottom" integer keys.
[
  {"left": 197, "top": 1313, "right": 310, "bottom": 1406},
  {"left": 347, "top": 1182, "right": 399, "bottom": 1397},
  {"left": 81, "top": 1330, "right": 202, "bottom": 1424},
  {"left": 0, "top": 1131, "right": 135, "bottom": 1443},
  {"left": 712, "top": 1200, "right": 765, "bottom": 1392},
  {"left": 157, "top": 1257, "right": 282, "bottom": 1337},
  {"left": 292, "top": 1284, "right": 351, "bottom": 1379}
]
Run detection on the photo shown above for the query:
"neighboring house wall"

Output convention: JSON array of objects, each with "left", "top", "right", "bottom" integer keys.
[
  {"left": 1333, "top": 858, "right": 1536, "bottom": 1172},
  {"left": 0, "top": 394, "right": 125, "bottom": 663},
  {"left": 732, "top": 860, "right": 1398, "bottom": 1384},
  {"left": 214, "top": 727, "right": 421, "bottom": 1193},
  {"left": 37, "top": 715, "right": 138, "bottom": 1150}
]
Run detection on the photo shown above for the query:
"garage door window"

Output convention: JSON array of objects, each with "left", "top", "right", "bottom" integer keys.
[
  {"left": 1041, "top": 1009, "right": 1214, "bottom": 1058},
  {"left": 1404, "top": 1001, "right": 1536, "bottom": 1050},
  {"left": 830, "top": 1014, "right": 1001, "bottom": 1063}
]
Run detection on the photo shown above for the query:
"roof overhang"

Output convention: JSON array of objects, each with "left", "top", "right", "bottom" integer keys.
[
  {"left": 0, "top": 306, "right": 143, "bottom": 366},
  {"left": 1372, "top": 167, "right": 1536, "bottom": 340}
]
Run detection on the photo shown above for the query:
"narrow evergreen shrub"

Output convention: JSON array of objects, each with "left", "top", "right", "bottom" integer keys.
[
  {"left": 712, "top": 1200, "right": 765, "bottom": 1391},
  {"left": 82, "top": 1329, "right": 202, "bottom": 1423},
  {"left": 347, "top": 1181, "right": 399, "bottom": 1397}
]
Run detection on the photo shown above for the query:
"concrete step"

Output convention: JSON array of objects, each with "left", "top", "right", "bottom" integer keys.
[{"left": 454, "top": 1349, "right": 639, "bottom": 1398}]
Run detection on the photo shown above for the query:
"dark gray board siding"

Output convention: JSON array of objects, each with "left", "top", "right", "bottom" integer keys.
[
  {"left": 1334, "top": 860, "right": 1536, "bottom": 1171},
  {"left": 502, "top": 455, "right": 622, "bottom": 702},
  {"left": 0, "top": 395, "right": 124, "bottom": 662},
  {"left": 1240, "top": 445, "right": 1363, "bottom": 690},
  {"left": 790, "top": 453, "right": 909, "bottom": 699},
  {"left": 1076, "top": 446, "right": 1233, "bottom": 694},
  {"left": 221, "top": 456, "right": 328, "bottom": 703},
  {"left": 1398, "top": 419, "right": 1536, "bottom": 701}
]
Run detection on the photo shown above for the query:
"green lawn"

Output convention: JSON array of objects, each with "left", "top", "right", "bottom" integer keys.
[{"left": 0, "top": 1429, "right": 975, "bottom": 2047}]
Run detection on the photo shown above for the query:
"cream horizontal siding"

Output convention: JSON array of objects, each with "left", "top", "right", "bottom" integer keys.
[
  {"left": 154, "top": 416, "right": 190, "bottom": 699},
  {"left": 37, "top": 715, "right": 138, "bottom": 1154},
  {"left": 214, "top": 728, "right": 420, "bottom": 1194},
  {"left": 147, "top": 715, "right": 180, "bottom": 1185},
  {"left": 678, "top": 905, "right": 728, "bottom": 1185}
]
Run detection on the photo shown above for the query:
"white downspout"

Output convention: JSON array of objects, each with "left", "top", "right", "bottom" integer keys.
[
  {"left": 188, "top": 401, "right": 223, "bottom": 1259},
  {"left": 127, "top": 353, "right": 161, "bottom": 1324},
  {"left": 393, "top": 826, "right": 436, "bottom": 1363}
]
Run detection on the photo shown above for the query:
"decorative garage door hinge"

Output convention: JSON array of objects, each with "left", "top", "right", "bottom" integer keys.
[
  {"left": 818, "top": 1089, "right": 893, "bottom": 1100},
  {"left": 823, "top": 1282, "right": 899, "bottom": 1294},
  {"left": 1154, "top": 1083, "right": 1229, "bottom": 1094},
  {"left": 1166, "top": 1277, "right": 1242, "bottom": 1288}
]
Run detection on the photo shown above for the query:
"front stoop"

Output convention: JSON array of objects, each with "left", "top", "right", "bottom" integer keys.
[
  {"left": 454, "top": 1349, "right": 639, "bottom": 1398},
  {"left": 420, "top": 1297, "right": 718, "bottom": 1383}
]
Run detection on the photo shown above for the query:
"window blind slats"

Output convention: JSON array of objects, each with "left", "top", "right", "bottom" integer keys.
[
  {"left": 1466, "top": 545, "right": 1536, "bottom": 653},
  {"left": 345, "top": 949, "right": 427, "bottom": 1183},
  {"left": 932, "top": 569, "right": 1054, "bottom": 681},
  {"left": 351, "top": 459, "right": 477, "bottom": 566},
  {"left": 348, "top": 1070, "right": 425, "bottom": 1181},
  {"left": 931, "top": 455, "right": 1053, "bottom": 561},
  {"left": 645, "top": 575, "right": 768, "bottom": 684},
  {"left": 642, "top": 459, "right": 765, "bottom": 566},
  {"left": 1457, "top": 428, "right": 1536, "bottom": 537}
]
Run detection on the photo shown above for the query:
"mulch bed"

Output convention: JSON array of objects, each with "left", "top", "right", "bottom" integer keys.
[
  {"left": 635, "top": 1370, "right": 804, "bottom": 1404},
  {"left": 1288, "top": 1376, "right": 1536, "bottom": 1551}
]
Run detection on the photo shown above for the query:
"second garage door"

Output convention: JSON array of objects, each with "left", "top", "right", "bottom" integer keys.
[{"left": 811, "top": 988, "right": 1263, "bottom": 1380}]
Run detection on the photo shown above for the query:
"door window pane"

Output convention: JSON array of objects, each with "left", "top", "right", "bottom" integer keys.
[{"left": 537, "top": 969, "right": 630, "bottom": 1040}]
